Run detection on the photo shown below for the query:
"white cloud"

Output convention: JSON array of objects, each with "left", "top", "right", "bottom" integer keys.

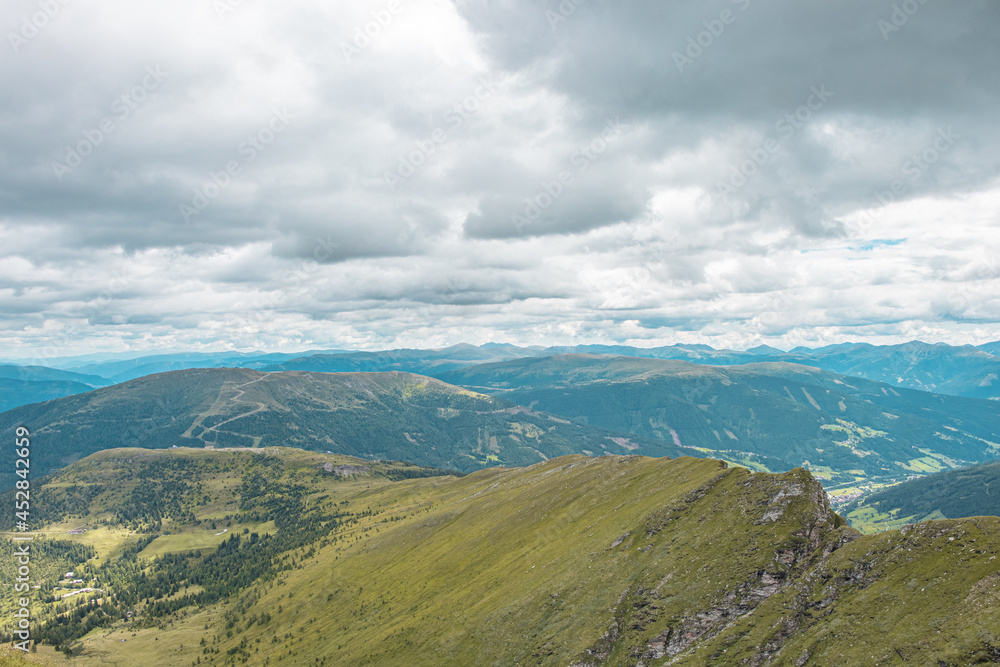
[{"left": 1, "top": 0, "right": 999, "bottom": 357}]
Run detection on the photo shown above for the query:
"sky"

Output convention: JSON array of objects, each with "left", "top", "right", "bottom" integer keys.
[{"left": 2, "top": 0, "right": 999, "bottom": 361}]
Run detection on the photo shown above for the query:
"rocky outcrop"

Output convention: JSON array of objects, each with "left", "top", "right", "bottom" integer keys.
[
  {"left": 321, "top": 462, "right": 371, "bottom": 477},
  {"left": 574, "top": 468, "right": 860, "bottom": 667}
]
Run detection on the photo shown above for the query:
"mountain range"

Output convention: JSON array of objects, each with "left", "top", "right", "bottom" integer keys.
[
  {"left": 0, "top": 367, "right": 686, "bottom": 483},
  {"left": 4, "top": 339, "right": 999, "bottom": 409},
  {"left": 4, "top": 357, "right": 999, "bottom": 512},
  {"left": 268, "top": 340, "right": 1000, "bottom": 401},
  {"left": 438, "top": 354, "right": 1000, "bottom": 486}
]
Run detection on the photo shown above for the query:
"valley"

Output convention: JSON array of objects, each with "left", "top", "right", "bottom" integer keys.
[
  {"left": 3, "top": 347, "right": 1000, "bottom": 664},
  {"left": 438, "top": 354, "right": 1000, "bottom": 495}
]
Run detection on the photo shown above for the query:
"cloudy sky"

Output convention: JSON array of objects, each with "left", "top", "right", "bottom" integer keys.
[{"left": 2, "top": 0, "right": 999, "bottom": 359}]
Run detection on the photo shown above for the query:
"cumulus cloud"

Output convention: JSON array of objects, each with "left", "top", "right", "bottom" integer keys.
[{"left": 1, "top": 0, "right": 999, "bottom": 358}]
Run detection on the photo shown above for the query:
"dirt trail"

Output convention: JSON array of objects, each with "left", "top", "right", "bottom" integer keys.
[{"left": 182, "top": 374, "right": 269, "bottom": 441}]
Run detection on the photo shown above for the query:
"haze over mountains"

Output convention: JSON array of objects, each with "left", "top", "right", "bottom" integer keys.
[
  {"left": 0, "top": 365, "right": 110, "bottom": 412},
  {"left": 4, "top": 340, "right": 998, "bottom": 414}
]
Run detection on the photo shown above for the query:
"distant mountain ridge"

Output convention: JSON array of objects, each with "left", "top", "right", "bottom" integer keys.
[
  {"left": 264, "top": 340, "right": 1000, "bottom": 401},
  {"left": 0, "top": 364, "right": 111, "bottom": 411},
  {"left": 0, "top": 367, "right": 687, "bottom": 483},
  {"left": 263, "top": 343, "right": 532, "bottom": 376},
  {"left": 4, "top": 339, "right": 998, "bottom": 401},
  {"left": 437, "top": 354, "right": 1000, "bottom": 485}
]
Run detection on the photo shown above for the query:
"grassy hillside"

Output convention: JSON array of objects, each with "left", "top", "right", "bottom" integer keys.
[
  {"left": 438, "top": 354, "right": 1000, "bottom": 490},
  {"left": 0, "top": 368, "right": 686, "bottom": 483},
  {"left": 2, "top": 448, "right": 1000, "bottom": 666},
  {"left": 842, "top": 459, "right": 1000, "bottom": 530}
]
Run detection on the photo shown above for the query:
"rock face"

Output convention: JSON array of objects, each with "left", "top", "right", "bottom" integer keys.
[
  {"left": 571, "top": 469, "right": 858, "bottom": 667},
  {"left": 327, "top": 463, "right": 370, "bottom": 477}
]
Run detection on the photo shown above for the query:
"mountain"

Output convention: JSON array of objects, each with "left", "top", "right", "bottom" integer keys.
[
  {"left": 438, "top": 354, "right": 1000, "bottom": 486},
  {"left": 0, "top": 378, "right": 93, "bottom": 411},
  {"left": 0, "top": 365, "right": 109, "bottom": 386},
  {"left": 263, "top": 343, "right": 535, "bottom": 376},
  {"left": 530, "top": 343, "right": 759, "bottom": 365},
  {"left": 3, "top": 448, "right": 1000, "bottom": 665},
  {"left": 979, "top": 341, "right": 1000, "bottom": 357},
  {"left": 774, "top": 341, "right": 1000, "bottom": 400},
  {"left": 18, "top": 338, "right": 999, "bottom": 397},
  {"left": 0, "top": 365, "right": 110, "bottom": 412},
  {"left": 64, "top": 351, "right": 339, "bottom": 383},
  {"left": 3, "top": 338, "right": 996, "bottom": 415},
  {"left": 544, "top": 341, "right": 1000, "bottom": 400},
  {"left": 264, "top": 341, "right": 1000, "bottom": 401},
  {"left": 745, "top": 344, "right": 786, "bottom": 355},
  {"left": 0, "top": 368, "right": 686, "bottom": 483},
  {"left": 0, "top": 378, "right": 97, "bottom": 413},
  {"left": 844, "top": 459, "right": 1000, "bottom": 529}
]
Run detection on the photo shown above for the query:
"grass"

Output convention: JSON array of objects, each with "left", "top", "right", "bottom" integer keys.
[
  {"left": 684, "top": 518, "right": 1000, "bottom": 665},
  {"left": 11, "top": 447, "right": 1000, "bottom": 666},
  {"left": 136, "top": 521, "right": 277, "bottom": 559},
  {"left": 28, "top": 608, "right": 221, "bottom": 667}
]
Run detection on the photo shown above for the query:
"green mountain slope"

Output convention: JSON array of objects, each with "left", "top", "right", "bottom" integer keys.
[
  {"left": 845, "top": 459, "right": 1000, "bottom": 525},
  {"left": 0, "top": 368, "right": 686, "bottom": 482},
  {"left": 438, "top": 354, "right": 1000, "bottom": 486},
  {"left": 2, "top": 448, "right": 1000, "bottom": 666}
]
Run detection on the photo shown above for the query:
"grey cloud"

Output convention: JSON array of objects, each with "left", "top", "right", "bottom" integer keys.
[{"left": 0, "top": 0, "right": 998, "bottom": 355}]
